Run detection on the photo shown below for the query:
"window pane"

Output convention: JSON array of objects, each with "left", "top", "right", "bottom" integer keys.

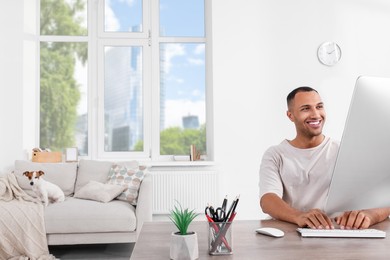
[
  {"left": 160, "top": 43, "right": 206, "bottom": 155},
  {"left": 104, "top": 46, "right": 143, "bottom": 152},
  {"left": 40, "top": 0, "right": 87, "bottom": 36},
  {"left": 104, "top": 0, "right": 143, "bottom": 32},
  {"left": 40, "top": 42, "right": 88, "bottom": 155},
  {"left": 160, "top": 0, "right": 204, "bottom": 37}
]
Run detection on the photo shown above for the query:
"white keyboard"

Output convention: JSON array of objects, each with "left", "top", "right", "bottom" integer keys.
[{"left": 296, "top": 228, "right": 386, "bottom": 238}]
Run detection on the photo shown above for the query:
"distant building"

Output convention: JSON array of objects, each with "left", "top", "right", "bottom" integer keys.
[
  {"left": 104, "top": 31, "right": 143, "bottom": 151},
  {"left": 182, "top": 115, "right": 199, "bottom": 129}
]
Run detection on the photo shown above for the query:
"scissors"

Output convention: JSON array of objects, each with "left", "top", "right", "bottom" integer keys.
[
  {"left": 205, "top": 205, "right": 215, "bottom": 220},
  {"left": 205, "top": 205, "right": 226, "bottom": 222},
  {"left": 213, "top": 207, "right": 226, "bottom": 222}
]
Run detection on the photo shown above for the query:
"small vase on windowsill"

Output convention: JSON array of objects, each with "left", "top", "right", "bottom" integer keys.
[{"left": 169, "top": 202, "right": 199, "bottom": 260}]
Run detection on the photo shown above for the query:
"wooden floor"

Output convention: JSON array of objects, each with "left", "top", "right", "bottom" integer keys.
[{"left": 48, "top": 243, "right": 134, "bottom": 260}]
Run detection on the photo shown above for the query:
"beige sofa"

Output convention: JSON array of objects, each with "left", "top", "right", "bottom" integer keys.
[{"left": 12, "top": 159, "right": 153, "bottom": 245}]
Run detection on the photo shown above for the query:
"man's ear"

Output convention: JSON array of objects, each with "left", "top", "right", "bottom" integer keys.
[{"left": 286, "top": 110, "right": 294, "bottom": 122}]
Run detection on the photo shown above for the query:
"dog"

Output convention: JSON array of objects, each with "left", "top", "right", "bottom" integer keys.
[{"left": 23, "top": 170, "right": 65, "bottom": 206}]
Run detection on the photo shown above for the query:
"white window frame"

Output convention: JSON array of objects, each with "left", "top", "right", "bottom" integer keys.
[
  {"left": 97, "top": 0, "right": 150, "bottom": 39},
  {"left": 37, "top": 0, "right": 213, "bottom": 163},
  {"left": 96, "top": 39, "right": 151, "bottom": 159},
  {"left": 150, "top": 0, "right": 212, "bottom": 162}
]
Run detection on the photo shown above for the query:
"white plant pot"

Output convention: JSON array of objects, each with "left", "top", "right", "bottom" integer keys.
[{"left": 170, "top": 232, "right": 199, "bottom": 260}]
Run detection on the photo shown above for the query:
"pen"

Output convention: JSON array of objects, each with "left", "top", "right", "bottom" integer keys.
[
  {"left": 231, "top": 195, "right": 240, "bottom": 214},
  {"left": 223, "top": 195, "right": 239, "bottom": 222},
  {"left": 228, "top": 211, "right": 237, "bottom": 222},
  {"left": 221, "top": 195, "right": 227, "bottom": 212}
]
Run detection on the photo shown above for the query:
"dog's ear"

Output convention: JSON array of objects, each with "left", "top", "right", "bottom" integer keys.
[
  {"left": 23, "top": 171, "right": 29, "bottom": 176},
  {"left": 37, "top": 170, "right": 45, "bottom": 176}
]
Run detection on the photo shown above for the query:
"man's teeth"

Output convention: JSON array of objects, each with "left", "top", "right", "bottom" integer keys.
[{"left": 308, "top": 121, "right": 320, "bottom": 125}]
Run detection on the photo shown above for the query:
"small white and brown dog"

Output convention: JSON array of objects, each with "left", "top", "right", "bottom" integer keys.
[{"left": 23, "top": 170, "right": 65, "bottom": 206}]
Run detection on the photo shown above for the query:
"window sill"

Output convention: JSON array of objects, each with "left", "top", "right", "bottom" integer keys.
[
  {"left": 148, "top": 160, "right": 215, "bottom": 167},
  {"left": 77, "top": 156, "right": 214, "bottom": 167}
]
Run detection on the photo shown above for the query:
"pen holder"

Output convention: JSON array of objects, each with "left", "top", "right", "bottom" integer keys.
[{"left": 208, "top": 222, "right": 233, "bottom": 255}]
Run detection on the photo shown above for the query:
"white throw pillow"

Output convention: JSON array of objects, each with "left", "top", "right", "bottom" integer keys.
[
  {"left": 74, "top": 160, "right": 114, "bottom": 193},
  {"left": 106, "top": 162, "right": 147, "bottom": 205},
  {"left": 74, "top": 181, "right": 126, "bottom": 203}
]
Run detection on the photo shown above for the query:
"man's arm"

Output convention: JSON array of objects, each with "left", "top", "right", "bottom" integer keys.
[
  {"left": 260, "top": 193, "right": 334, "bottom": 229},
  {"left": 335, "top": 207, "right": 390, "bottom": 229}
]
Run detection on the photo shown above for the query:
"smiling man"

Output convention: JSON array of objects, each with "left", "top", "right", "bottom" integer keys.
[{"left": 259, "top": 87, "right": 390, "bottom": 230}]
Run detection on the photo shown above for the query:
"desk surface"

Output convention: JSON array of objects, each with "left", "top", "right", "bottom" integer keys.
[{"left": 131, "top": 218, "right": 390, "bottom": 259}]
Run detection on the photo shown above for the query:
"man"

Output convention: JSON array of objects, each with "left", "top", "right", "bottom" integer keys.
[{"left": 259, "top": 87, "right": 390, "bottom": 229}]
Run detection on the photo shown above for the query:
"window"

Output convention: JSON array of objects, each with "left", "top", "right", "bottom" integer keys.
[
  {"left": 39, "top": 0, "right": 88, "bottom": 155},
  {"left": 158, "top": 0, "right": 206, "bottom": 157},
  {"left": 39, "top": 0, "right": 210, "bottom": 161}
]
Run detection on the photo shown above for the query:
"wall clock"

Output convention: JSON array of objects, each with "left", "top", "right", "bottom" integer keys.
[{"left": 317, "top": 42, "right": 342, "bottom": 66}]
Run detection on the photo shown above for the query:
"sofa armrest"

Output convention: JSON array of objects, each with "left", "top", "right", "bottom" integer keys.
[{"left": 135, "top": 173, "right": 153, "bottom": 237}]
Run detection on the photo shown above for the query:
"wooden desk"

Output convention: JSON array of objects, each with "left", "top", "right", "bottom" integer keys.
[{"left": 131, "top": 218, "right": 390, "bottom": 259}]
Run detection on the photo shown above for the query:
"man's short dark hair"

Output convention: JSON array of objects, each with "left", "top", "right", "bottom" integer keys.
[{"left": 287, "top": 86, "right": 318, "bottom": 108}]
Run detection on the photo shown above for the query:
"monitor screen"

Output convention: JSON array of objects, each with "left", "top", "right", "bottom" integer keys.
[{"left": 325, "top": 76, "right": 390, "bottom": 215}]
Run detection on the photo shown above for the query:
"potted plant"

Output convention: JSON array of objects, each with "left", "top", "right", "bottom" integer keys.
[{"left": 169, "top": 202, "right": 199, "bottom": 260}]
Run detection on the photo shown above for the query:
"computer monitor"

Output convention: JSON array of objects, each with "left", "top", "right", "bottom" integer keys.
[{"left": 325, "top": 76, "right": 390, "bottom": 215}]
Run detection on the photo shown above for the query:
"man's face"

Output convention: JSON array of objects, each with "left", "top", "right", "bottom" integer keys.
[{"left": 287, "top": 91, "right": 326, "bottom": 138}]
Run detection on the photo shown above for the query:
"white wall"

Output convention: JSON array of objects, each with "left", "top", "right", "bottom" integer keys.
[
  {"left": 1, "top": 0, "right": 390, "bottom": 220},
  {"left": 212, "top": 0, "right": 390, "bottom": 219},
  {"left": 0, "top": 0, "right": 25, "bottom": 173}
]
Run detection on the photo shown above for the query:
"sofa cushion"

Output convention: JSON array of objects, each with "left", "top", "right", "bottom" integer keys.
[
  {"left": 44, "top": 197, "right": 136, "bottom": 234},
  {"left": 106, "top": 162, "right": 146, "bottom": 206},
  {"left": 13, "top": 160, "right": 78, "bottom": 196},
  {"left": 74, "top": 160, "right": 113, "bottom": 193},
  {"left": 74, "top": 181, "right": 126, "bottom": 203}
]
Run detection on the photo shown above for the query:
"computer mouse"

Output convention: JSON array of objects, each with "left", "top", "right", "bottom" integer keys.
[{"left": 255, "top": 227, "right": 285, "bottom": 238}]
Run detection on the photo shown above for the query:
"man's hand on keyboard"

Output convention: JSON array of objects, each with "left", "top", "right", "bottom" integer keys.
[
  {"left": 296, "top": 209, "right": 334, "bottom": 230},
  {"left": 335, "top": 210, "right": 372, "bottom": 229},
  {"left": 334, "top": 208, "right": 390, "bottom": 230}
]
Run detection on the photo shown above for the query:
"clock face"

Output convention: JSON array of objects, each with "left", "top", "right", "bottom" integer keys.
[{"left": 317, "top": 42, "right": 342, "bottom": 66}]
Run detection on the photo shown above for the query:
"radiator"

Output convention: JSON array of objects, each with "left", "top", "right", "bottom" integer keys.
[{"left": 151, "top": 170, "right": 219, "bottom": 214}]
